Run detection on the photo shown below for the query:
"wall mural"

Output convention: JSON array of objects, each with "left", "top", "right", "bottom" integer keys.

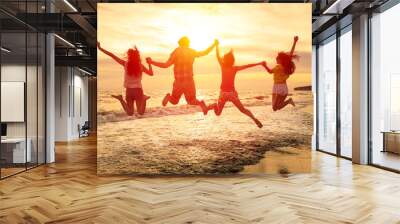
[{"left": 97, "top": 3, "right": 313, "bottom": 175}]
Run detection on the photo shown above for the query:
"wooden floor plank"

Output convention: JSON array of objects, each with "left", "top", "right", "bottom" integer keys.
[{"left": 0, "top": 136, "right": 400, "bottom": 223}]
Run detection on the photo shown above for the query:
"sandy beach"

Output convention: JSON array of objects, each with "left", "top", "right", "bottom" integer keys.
[{"left": 97, "top": 91, "right": 313, "bottom": 175}]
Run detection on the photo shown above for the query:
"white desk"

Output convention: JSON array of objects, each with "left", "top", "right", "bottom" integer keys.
[{"left": 1, "top": 138, "right": 31, "bottom": 163}]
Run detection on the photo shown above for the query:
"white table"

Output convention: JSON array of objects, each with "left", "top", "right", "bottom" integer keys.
[{"left": 1, "top": 138, "right": 31, "bottom": 163}]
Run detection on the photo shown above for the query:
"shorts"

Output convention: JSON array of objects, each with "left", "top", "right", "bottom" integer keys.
[
  {"left": 219, "top": 90, "right": 239, "bottom": 102},
  {"left": 171, "top": 78, "right": 197, "bottom": 103},
  {"left": 272, "top": 83, "right": 288, "bottom": 95},
  {"left": 125, "top": 88, "right": 144, "bottom": 102}
]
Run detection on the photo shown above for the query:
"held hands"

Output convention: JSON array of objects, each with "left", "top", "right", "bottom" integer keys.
[
  {"left": 146, "top": 57, "right": 152, "bottom": 64},
  {"left": 214, "top": 39, "right": 219, "bottom": 46},
  {"left": 294, "top": 36, "right": 299, "bottom": 42},
  {"left": 97, "top": 41, "right": 101, "bottom": 49},
  {"left": 261, "top": 61, "right": 267, "bottom": 67}
]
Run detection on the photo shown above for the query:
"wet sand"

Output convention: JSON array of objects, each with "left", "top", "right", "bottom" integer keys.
[
  {"left": 97, "top": 92, "right": 313, "bottom": 175},
  {"left": 241, "top": 146, "right": 311, "bottom": 174}
]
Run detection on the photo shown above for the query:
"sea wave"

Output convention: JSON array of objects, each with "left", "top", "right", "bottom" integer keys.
[
  {"left": 98, "top": 91, "right": 312, "bottom": 123},
  {"left": 98, "top": 97, "right": 269, "bottom": 122}
]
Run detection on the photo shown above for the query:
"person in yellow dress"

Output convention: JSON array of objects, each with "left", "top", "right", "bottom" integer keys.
[{"left": 263, "top": 36, "right": 299, "bottom": 111}]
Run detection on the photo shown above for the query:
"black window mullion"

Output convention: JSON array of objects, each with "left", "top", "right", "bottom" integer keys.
[
  {"left": 24, "top": 0, "right": 28, "bottom": 171},
  {"left": 315, "top": 44, "right": 319, "bottom": 151},
  {"left": 36, "top": 0, "right": 39, "bottom": 168},
  {"left": 336, "top": 26, "right": 341, "bottom": 157},
  {"left": 367, "top": 11, "right": 373, "bottom": 165}
]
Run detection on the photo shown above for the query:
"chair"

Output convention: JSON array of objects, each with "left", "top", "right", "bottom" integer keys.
[{"left": 79, "top": 121, "right": 90, "bottom": 138}]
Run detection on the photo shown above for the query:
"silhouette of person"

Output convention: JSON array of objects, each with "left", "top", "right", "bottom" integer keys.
[
  {"left": 148, "top": 36, "right": 218, "bottom": 115},
  {"left": 206, "top": 41, "right": 264, "bottom": 128},
  {"left": 97, "top": 42, "right": 153, "bottom": 116},
  {"left": 263, "top": 36, "right": 299, "bottom": 111}
]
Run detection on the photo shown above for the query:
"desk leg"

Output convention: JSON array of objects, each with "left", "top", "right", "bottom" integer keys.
[{"left": 382, "top": 133, "right": 386, "bottom": 153}]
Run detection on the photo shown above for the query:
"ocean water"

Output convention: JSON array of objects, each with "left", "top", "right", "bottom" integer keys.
[
  {"left": 98, "top": 88, "right": 312, "bottom": 124},
  {"left": 97, "top": 91, "right": 313, "bottom": 175},
  {"left": 98, "top": 72, "right": 311, "bottom": 121},
  {"left": 97, "top": 70, "right": 314, "bottom": 175}
]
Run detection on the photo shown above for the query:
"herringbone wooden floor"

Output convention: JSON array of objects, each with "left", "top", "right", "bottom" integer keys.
[{"left": 1, "top": 136, "right": 400, "bottom": 224}]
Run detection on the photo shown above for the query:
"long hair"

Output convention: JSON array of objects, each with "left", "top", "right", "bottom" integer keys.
[
  {"left": 223, "top": 50, "right": 235, "bottom": 67},
  {"left": 126, "top": 46, "right": 142, "bottom": 77},
  {"left": 276, "top": 52, "right": 299, "bottom": 75}
]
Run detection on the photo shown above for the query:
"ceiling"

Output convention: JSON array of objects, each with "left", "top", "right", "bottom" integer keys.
[{"left": 0, "top": 0, "right": 392, "bottom": 75}]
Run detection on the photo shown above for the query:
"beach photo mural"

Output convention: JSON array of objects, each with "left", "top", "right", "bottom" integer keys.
[{"left": 97, "top": 3, "right": 312, "bottom": 175}]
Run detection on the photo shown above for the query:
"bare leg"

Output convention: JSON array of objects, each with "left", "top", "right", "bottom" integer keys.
[
  {"left": 231, "top": 98, "right": 263, "bottom": 128},
  {"left": 206, "top": 103, "right": 217, "bottom": 114},
  {"left": 136, "top": 97, "right": 148, "bottom": 115},
  {"left": 187, "top": 99, "right": 209, "bottom": 115},
  {"left": 162, "top": 93, "right": 180, "bottom": 106},
  {"left": 214, "top": 99, "right": 227, "bottom": 116},
  {"left": 162, "top": 93, "right": 170, "bottom": 106},
  {"left": 274, "top": 95, "right": 295, "bottom": 111},
  {"left": 111, "top": 94, "right": 134, "bottom": 116},
  {"left": 199, "top": 100, "right": 208, "bottom": 115},
  {"left": 289, "top": 98, "right": 295, "bottom": 107},
  {"left": 272, "top": 93, "right": 279, "bottom": 111}
]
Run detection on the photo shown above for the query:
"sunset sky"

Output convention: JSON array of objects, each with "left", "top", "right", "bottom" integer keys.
[{"left": 98, "top": 3, "right": 312, "bottom": 93}]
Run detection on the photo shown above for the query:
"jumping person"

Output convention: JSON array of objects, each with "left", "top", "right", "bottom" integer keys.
[
  {"left": 147, "top": 36, "right": 218, "bottom": 115},
  {"left": 206, "top": 41, "right": 264, "bottom": 128},
  {"left": 97, "top": 42, "right": 153, "bottom": 116},
  {"left": 262, "top": 36, "right": 299, "bottom": 111}
]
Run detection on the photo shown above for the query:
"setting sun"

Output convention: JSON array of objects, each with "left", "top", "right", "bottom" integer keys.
[
  {"left": 161, "top": 10, "right": 221, "bottom": 49},
  {"left": 98, "top": 3, "right": 312, "bottom": 94}
]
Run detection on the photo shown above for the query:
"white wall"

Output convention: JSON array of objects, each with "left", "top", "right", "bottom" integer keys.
[
  {"left": 1, "top": 65, "right": 40, "bottom": 138},
  {"left": 1, "top": 63, "right": 46, "bottom": 164},
  {"left": 1, "top": 65, "right": 26, "bottom": 139},
  {"left": 55, "top": 67, "right": 89, "bottom": 141},
  {"left": 55, "top": 67, "right": 70, "bottom": 141},
  {"left": 72, "top": 73, "right": 89, "bottom": 138}
]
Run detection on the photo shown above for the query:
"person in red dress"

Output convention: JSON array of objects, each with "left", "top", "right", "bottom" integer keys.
[{"left": 206, "top": 41, "right": 264, "bottom": 128}]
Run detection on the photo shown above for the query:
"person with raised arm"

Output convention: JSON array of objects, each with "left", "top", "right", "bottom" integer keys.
[
  {"left": 97, "top": 42, "right": 153, "bottom": 116},
  {"left": 262, "top": 36, "right": 299, "bottom": 111},
  {"left": 206, "top": 40, "right": 264, "bottom": 128},
  {"left": 147, "top": 36, "right": 218, "bottom": 115}
]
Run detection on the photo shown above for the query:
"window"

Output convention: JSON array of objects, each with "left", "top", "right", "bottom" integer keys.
[
  {"left": 339, "top": 27, "right": 352, "bottom": 158},
  {"left": 317, "top": 36, "right": 337, "bottom": 154},
  {"left": 370, "top": 2, "right": 400, "bottom": 171}
]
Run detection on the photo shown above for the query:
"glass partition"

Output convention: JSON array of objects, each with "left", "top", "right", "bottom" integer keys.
[
  {"left": 1, "top": 31, "right": 28, "bottom": 177},
  {"left": 317, "top": 35, "right": 337, "bottom": 154},
  {"left": 0, "top": 1, "right": 46, "bottom": 179}
]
